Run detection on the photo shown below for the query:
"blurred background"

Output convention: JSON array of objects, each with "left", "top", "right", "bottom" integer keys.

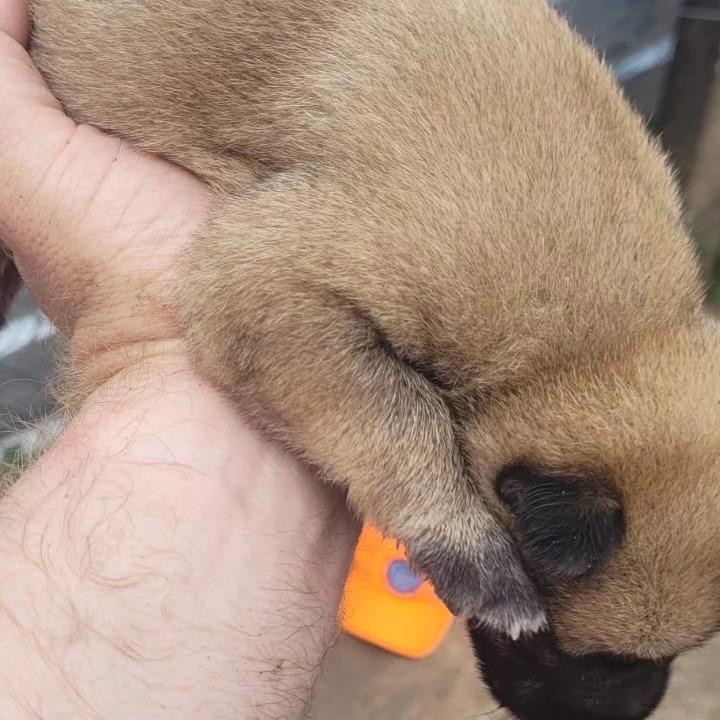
[{"left": 1, "top": 0, "right": 719, "bottom": 718}]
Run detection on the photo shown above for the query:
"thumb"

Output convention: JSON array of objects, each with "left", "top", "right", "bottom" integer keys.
[
  {"left": 0, "top": 18, "right": 208, "bottom": 336},
  {"left": 0, "top": 0, "right": 30, "bottom": 46},
  {"left": 0, "top": 28, "right": 99, "bottom": 322},
  {"left": 0, "top": 29, "right": 188, "bottom": 329},
  {"left": 0, "top": 3, "right": 34, "bottom": 317}
]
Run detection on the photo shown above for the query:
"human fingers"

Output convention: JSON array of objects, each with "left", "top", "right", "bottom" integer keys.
[{"left": 0, "top": 0, "right": 30, "bottom": 46}]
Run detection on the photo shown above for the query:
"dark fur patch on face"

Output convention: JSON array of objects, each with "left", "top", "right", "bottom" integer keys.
[
  {"left": 469, "top": 623, "right": 672, "bottom": 720},
  {"left": 498, "top": 464, "right": 625, "bottom": 579}
]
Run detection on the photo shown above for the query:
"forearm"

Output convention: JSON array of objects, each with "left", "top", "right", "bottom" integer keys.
[{"left": 0, "top": 354, "right": 357, "bottom": 719}]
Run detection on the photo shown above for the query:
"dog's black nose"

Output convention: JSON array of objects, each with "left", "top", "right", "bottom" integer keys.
[{"left": 469, "top": 624, "right": 672, "bottom": 720}]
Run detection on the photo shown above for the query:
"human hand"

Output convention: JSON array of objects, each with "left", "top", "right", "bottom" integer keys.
[
  {"left": 0, "top": 3, "right": 358, "bottom": 718},
  {"left": 0, "top": 0, "right": 208, "bottom": 390}
]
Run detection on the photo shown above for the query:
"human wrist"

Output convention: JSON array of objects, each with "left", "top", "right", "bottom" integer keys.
[{"left": 0, "top": 352, "right": 358, "bottom": 718}]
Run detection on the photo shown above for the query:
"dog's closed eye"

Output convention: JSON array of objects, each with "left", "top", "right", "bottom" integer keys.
[{"left": 497, "top": 464, "right": 625, "bottom": 580}]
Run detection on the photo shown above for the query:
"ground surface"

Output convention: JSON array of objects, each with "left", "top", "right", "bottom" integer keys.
[{"left": 311, "top": 627, "right": 720, "bottom": 719}]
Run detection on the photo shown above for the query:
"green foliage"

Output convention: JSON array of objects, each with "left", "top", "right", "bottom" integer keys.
[{"left": 0, "top": 444, "right": 30, "bottom": 474}]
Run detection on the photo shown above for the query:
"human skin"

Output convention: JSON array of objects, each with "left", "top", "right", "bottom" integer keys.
[{"left": 0, "top": 3, "right": 358, "bottom": 718}]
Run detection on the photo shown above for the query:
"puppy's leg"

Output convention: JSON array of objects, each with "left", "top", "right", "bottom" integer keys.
[{"left": 180, "top": 184, "right": 545, "bottom": 637}]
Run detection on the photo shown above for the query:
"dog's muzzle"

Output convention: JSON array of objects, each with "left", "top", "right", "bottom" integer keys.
[{"left": 469, "top": 623, "right": 672, "bottom": 720}]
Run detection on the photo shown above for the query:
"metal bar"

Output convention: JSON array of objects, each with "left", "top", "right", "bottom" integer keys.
[{"left": 653, "top": 3, "right": 720, "bottom": 185}]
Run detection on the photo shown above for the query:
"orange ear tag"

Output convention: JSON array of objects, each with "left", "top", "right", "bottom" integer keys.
[{"left": 341, "top": 525, "right": 455, "bottom": 659}]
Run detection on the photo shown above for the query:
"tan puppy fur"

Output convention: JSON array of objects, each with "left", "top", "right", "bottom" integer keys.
[{"left": 28, "top": 0, "right": 720, "bottom": 670}]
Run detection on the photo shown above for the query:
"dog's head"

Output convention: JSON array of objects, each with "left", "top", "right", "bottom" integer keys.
[{"left": 463, "top": 319, "right": 720, "bottom": 719}]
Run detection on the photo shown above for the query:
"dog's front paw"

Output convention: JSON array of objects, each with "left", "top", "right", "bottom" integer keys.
[{"left": 408, "top": 521, "right": 547, "bottom": 640}]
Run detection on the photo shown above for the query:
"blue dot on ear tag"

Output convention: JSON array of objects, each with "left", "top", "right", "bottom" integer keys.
[{"left": 387, "top": 559, "right": 424, "bottom": 594}]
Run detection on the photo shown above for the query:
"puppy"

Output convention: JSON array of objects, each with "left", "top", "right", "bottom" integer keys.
[{"left": 25, "top": 1, "right": 720, "bottom": 718}]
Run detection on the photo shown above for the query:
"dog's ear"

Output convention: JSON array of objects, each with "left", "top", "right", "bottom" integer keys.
[{"left": 498, "top": 465, "right": 625, "bottom": 580}]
